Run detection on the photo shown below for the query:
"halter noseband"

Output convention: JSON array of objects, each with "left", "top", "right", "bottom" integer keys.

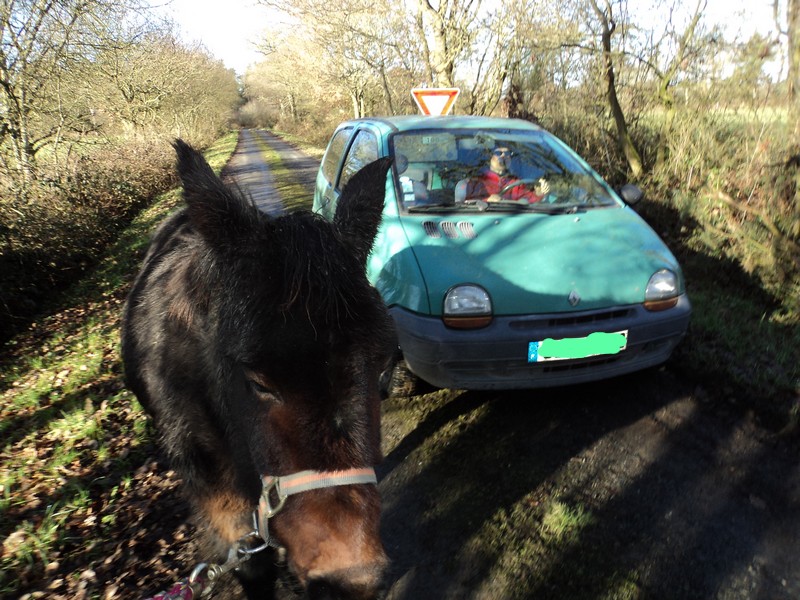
[
  {"left": 256, "top": 467, "right": 377, "bottom": 547},
  {"left": 143, "top": 469, "right": 378, "bottom": 598}
]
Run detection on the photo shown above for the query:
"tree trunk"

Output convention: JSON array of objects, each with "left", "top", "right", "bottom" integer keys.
[
  {"left": 415, "top": 0, "right": 456, "bottom": 86},
  {"left": 654, "top": 0, "right": 704, "bottom": 173},
  {"left": 590, "top": 0, "right": 643, "bottom": 179},
  {"left": 379, "top": 67, "right": 395, "bottom": 114},
  {"left": 786, "top": 0, "right": 800, "bottom": 136},
  {"left": 502, "top": 75, "right": 539, "bottom": 123},
  {"left": 654, "top": 80, "right": 675, "bottom": 173}
]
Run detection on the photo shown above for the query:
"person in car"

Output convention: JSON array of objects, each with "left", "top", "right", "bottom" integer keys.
[{"left": 464, "top": 146, "right": 549, "bottom": 203}]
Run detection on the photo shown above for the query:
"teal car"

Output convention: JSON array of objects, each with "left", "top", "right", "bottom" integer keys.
[{"left": 313, "top": 116, "right": 691, "bottom": 391}]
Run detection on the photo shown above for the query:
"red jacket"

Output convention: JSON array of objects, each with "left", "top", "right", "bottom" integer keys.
[{"left": 466, "top": 169, "right": 543, "bottom": 203}]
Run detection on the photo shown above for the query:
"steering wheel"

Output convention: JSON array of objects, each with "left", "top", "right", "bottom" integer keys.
[
  {"left": 462, "top": 199, "right": 489, "bottom": 211},
  {"left": 498, "top": 178, "right": 541, "bottom": 196}
]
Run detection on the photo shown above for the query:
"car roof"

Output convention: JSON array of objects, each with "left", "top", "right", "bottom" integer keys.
[{"left": 339, "top": 115, "right": 544, "bottom": 135}]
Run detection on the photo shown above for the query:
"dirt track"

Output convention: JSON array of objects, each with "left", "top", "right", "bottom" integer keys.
[{"left": 221, "top": 129, "right": 799, "bottom": 599}]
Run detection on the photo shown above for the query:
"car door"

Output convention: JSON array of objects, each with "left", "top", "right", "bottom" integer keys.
[
  {"left": 315, "top": 127, "right": 380, "bottom": 220},
  {"left": 314, "top": 126, "right": 353, "bottom": 220}
]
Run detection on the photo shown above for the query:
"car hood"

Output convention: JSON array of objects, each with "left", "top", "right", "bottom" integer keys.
[{"left": 397, "top": 206, "right": 683, "bottom": 315}]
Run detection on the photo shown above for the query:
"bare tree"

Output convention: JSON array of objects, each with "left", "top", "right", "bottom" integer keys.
[
  {"left": 0, "top": 0, "right": 145, "bottom": 197},
  {"left": 587, "top": 0, "right": 643, "bottom": 178},
  {"left": 90, "top": 27, "right": 239, "bottom": 143},
  {"left": 256, "top": 0, "right": 491, "bottom": 116},
  {"left": 644, "top": 0, "right": 708, "bottom": 170},
  {"left": 776, "top": 0, "right": 800, "bottom": 131},
  {"left": 256, "top": 0, "right": 409, "bottom": 118},
  {"left": 413, "top": 0, "right": 484, "bottom": 87}
]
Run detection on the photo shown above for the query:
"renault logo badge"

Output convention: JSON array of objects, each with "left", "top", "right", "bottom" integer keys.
[{"left": 568, "top": 290, "right": 581, "bottom": 306}]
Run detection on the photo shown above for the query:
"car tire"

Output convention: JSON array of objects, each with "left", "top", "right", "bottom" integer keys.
[{"left": 380, "top": 357, "right": 429, "bottom": 398}]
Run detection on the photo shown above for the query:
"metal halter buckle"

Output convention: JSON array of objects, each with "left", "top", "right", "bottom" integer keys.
[
  {"left": 260, "top": 476, "right": 287, "bottom": 519},
  {"left": 255, "top": 468, "right": 378, "bottom": 548}
]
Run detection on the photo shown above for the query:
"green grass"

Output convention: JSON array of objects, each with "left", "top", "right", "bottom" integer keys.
[
  {"left": 636, "top": 183, "right": 799, "bottom": 424},
  {"left": 540, "top": 499, "right": 595, "bottom": 543},
  {"left": 669, "top": 253, "right": 800, "bottom": 425},
  {"left": 0, "top": 132, "right": 238, "bottom": 597}
]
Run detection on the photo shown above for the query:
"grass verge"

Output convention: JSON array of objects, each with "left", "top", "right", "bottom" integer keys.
[
  {"left": 642, "top": 194, "right": 800, "bottom": 430},
  {"left": 0, "top": 132, "right": 238, "bottom": 598}
]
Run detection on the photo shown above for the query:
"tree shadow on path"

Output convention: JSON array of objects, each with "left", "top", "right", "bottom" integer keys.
[{"left": 378, "top": 367, "right": 799, "bottom": 599}]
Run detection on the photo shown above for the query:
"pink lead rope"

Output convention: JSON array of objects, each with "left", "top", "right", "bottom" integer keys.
[{"left": 144, "top": 576, "right": 206, "bottom": 600}]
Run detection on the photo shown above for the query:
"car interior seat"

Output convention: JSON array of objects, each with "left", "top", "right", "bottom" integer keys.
[{"left": 454, "top": 178, "right": 469, "bottom": 203}]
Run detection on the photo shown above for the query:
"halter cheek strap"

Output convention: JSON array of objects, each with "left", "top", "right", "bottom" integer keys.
[{"left": 256, "top": 468, "right": 378, "bottom": 546}]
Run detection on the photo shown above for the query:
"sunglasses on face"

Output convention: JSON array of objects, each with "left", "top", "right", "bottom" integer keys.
[{"left": 492, "top": 149, "right": 514, "bottom": 157}]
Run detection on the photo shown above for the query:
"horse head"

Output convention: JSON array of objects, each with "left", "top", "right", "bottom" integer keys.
[{"left": 123, "top": 140, "right": 395, "bottom": 599}]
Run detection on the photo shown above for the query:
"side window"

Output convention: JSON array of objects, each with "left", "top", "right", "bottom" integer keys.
[
  {"left": 321, "top": 128, "right": 353, "bottom": 184},
  {"left": 339, "top": 130, "right": 378, "bottom": 189}
]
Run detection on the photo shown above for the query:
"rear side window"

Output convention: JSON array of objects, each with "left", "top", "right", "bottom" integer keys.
[
  {"left": 321, "top": 127, "right": 353, "bottom": 184},
  {"left": 339, "top": 130, "right": 378, "bottom": 189}
]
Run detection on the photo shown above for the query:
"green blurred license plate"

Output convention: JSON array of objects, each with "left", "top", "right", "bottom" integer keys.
[{"left": 528, "top": 330, "right": 628, "bottom": 363}]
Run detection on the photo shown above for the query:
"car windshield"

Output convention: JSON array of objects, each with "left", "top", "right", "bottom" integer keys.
[{"left": 391, "top": 129, "right": 620, "bottom": 214}]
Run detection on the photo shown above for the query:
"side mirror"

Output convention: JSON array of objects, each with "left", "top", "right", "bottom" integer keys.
[{"left": 618, "top": 184, "right": 644, "bottom": 206}]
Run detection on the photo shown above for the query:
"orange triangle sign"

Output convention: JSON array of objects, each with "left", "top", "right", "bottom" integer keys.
[{"left": 411, "top": 87, "right": 460, "bottom": 116}]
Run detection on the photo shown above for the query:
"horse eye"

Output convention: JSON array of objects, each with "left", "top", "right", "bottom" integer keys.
[{"left": 249, "top": 380, "right": 279, "bottom": 402}]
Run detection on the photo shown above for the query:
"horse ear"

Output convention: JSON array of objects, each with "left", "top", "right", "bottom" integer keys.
[
  {"left": 172, "top": 139, "right": 258, "bottom": 245},
  {"left": 333, "top": 157, "right": 392, "bottom": 265}
]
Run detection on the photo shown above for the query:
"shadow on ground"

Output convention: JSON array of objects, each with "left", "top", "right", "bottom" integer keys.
[{"left": 378, "top": 368, "right": 799, "bottom": 599}]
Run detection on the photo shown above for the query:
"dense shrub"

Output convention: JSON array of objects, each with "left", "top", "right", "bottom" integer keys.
[
  {"left": 541, "top": 95, "right": 799, "bottom": 314},
  {"left": 0, "top": 142, "right": 176, "bottom": 342}
]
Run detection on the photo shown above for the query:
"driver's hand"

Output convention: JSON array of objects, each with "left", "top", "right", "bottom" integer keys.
[
  {"left": 536, "top": 178, "right": 550, "bottom": 195},
  {"left": 487, "top": 193, "right": 502, "bottom": 202}
]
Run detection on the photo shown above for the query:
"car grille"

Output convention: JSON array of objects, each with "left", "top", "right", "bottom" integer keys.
[
  {"left": 508, "top": 308, "right": 634, "bottom": 330},
  {"left": 422, "top": 221, "right": 441, "bottom": 237}
]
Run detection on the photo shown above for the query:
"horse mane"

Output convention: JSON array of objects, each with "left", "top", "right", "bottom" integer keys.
[{"left": 272, "top": 211, "right": 372, "bottom": 329}]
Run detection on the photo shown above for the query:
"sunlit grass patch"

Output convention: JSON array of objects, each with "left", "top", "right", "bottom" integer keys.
[
  {"left": 271, "top": 130, "right": 326, "bottom": 161},
  {"left": 540, "top": 499, "right": 595, "bottom": 543},
  {"left": 204, "top": 131, "right": 240, "bottom": 174},
  {"left": 460, "top": 493, "right": 615, "bottom": 599}
]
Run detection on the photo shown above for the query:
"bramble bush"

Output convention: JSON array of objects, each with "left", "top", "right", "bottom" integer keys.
[{"left": 0, "top": 142, "right": 176, "bottom": 343}]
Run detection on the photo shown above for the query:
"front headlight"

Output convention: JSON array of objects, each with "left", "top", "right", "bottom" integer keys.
[
  {"left": 443, "top": 284, "right": 492, "bottom": 329},
  {"left": 644, "top": 269, "right": 679, "bottom": 311}
]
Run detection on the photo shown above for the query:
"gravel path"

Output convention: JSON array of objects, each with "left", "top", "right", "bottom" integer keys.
[{"left": 222, "top": 129, "right": 319, "bottom": 215}]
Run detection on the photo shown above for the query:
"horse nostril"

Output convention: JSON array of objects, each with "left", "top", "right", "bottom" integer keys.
[{"left": 307, "top": 579, "right": 339, "bottom": 600}]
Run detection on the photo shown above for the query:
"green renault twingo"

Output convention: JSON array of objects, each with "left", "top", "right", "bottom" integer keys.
[{"left": 313, "top": 115, "right": 691, "bottom": 392}]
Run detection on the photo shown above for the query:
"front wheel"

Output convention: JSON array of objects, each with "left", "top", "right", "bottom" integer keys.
[{"left": 380, "top": 357, "right": 429, "bottom": 398}]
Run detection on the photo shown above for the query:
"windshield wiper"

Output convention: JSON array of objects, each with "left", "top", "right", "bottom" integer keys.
[
  {"left": 526, "top": 201, "right": 615, "bottom": 214},
  {"left": 406, "top": 201, "right": 611, "bottom": 214},
  {"left": 407, "top": 203, "right": 462, "bottom": 213}
]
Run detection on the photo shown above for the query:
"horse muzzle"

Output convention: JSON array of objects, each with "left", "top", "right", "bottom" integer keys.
[{"left": 257, "top": 468, "right": 388, "bottom": 600}]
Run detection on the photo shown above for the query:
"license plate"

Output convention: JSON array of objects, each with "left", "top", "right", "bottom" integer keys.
[{"left": 528, "top": 330, "right": 628, "bottom": 363}]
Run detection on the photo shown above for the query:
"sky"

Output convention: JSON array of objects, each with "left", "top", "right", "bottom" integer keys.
[
  {"left": 153, "top": 0, "right": 782, "bottom": 77},
  {"left": 153, "top": 0, "right": 278, "bottom": 74}
]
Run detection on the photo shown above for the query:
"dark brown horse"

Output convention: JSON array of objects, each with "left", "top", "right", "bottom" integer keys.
[{"left": 121, "top": 140, "right": 395, "bottom": 599}]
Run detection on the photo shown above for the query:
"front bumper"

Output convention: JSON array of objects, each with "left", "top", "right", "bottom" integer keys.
[{"left": 390, "top": 294, "right": 691, "bottom": 390}]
